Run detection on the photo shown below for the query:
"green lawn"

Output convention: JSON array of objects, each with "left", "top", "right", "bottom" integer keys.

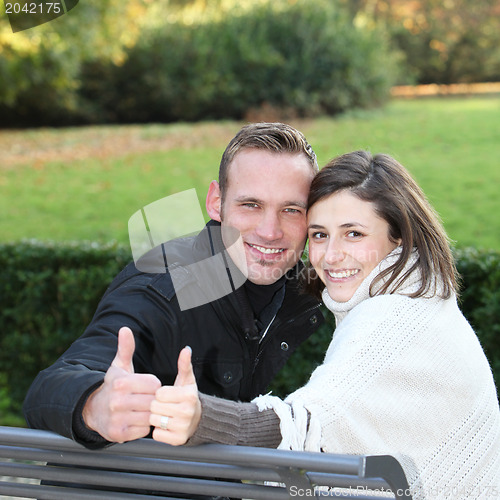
[{"left": 1, "top": 96, "right": 499, "bottom": 250}]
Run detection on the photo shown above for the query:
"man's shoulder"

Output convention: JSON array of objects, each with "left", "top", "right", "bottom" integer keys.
[
  {"left": 105, "top": 234, "right": 200, "bottom": 302},
  {"left": 108, "top": 223, "right": 227, "bottom": 303}
]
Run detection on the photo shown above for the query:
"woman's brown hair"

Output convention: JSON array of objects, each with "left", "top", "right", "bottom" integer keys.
[{"left": 304, "top": 150, "right": 458, "bottom": 300}]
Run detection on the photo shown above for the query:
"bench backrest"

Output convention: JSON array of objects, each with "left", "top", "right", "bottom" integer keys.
[{"left": 0, "top": 425, "right": 412, "bottom": 499}]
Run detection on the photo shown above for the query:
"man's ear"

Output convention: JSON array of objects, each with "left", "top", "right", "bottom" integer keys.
[{"left": 206, "top": 181, "right": 222, "bottom": 222}]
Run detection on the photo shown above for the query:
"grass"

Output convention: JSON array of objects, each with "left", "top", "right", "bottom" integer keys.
[{"left": 1, "top": 96, "right": 499, "bottom": 250}]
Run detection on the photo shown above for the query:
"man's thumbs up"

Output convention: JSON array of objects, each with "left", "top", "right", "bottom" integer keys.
[
  {"left": 150, "top": 346, "right": 202, "bottom": 446},
  {"left": 112, "top": 327, "right": 136, "bottom": 374},
  {"left": 82, "top": 326, "right": 161, "bottom": 443},
  {"left": 174, "top": 346, "right": 196, "bottom": 387}
]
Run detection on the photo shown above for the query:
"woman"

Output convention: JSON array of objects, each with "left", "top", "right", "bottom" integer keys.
[{"left": 149, "top": 151, "right": 500, "bottom": 499}]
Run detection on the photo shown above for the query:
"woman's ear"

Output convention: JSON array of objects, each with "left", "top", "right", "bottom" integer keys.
[{"left": 206, "top": 181, "right": 222, "bottom": 222}]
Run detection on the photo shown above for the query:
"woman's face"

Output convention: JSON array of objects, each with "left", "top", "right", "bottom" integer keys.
[{"left": 307, "top": 190, "right": 399, "bottom": 303}]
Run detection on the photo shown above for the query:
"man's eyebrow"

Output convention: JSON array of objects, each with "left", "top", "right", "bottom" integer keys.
[
  {"left": 234, "top": 196, "right": 262, "bottom": 204},
  {"left": 234, "top": 196, "right": 307, "bottom": 209},
  {"left": 284, "top": 200, "right": 307, "bottom": 209}
]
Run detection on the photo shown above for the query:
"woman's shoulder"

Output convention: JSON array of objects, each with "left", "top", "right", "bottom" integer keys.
[
  {"left": 350, "top": 291, "right": 435, "bottom": 316},
  {"left": 341, "top": 291, "right": 455, "bottom": 336},
  {"left": 341, "top": 292, "right": 474, "bottom": 350}
]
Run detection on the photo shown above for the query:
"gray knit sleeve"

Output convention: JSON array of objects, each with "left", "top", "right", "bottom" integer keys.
[{"left": 186, "top": 393, "right": 282, "bottom": 448}]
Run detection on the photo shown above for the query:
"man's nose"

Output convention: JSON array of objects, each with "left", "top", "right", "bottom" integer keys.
[{"left": 255, "top": 212, "right": 284, "bottom": 241}]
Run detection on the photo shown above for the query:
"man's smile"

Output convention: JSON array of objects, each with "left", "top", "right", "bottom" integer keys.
[{"left": 247, "top": 243, "right": 286, "bottom": 255}]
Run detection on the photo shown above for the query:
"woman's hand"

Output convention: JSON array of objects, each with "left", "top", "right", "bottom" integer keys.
[{"left": 150, "top": 346, "right": 201, "bottom": 445}]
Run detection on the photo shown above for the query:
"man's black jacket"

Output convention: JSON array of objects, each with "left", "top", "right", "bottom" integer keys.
[{"left": 23, "top": 221, "right": 324, "bottom": 445}]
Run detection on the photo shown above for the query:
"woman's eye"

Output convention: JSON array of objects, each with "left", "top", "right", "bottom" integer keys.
[
  {"left": 310, "top": 231, "right": 327, "bottom": 240},
  {"left": 347, "top": 230, "right": 363, "bottom": 238}
]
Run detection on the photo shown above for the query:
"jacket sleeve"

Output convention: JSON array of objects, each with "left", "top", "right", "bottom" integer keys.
[{"left": 22, "top": 270, "right": 181, "bottom": 443}]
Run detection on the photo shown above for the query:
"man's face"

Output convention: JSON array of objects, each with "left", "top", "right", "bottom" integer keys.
[{"left": 208, "top": 148, "right": 315, "bottom": 285}]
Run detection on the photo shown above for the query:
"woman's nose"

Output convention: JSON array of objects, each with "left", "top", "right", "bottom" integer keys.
[{"left": 324, "top": 240, "right": 345, "bottom": 265}]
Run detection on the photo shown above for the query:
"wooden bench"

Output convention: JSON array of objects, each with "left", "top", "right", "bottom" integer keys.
[{"left": 0, "top": 425, "right": 412, "bottom": 499}]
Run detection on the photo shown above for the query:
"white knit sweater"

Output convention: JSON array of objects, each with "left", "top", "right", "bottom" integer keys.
[{"left": 255, "top": 249, "right": 500, "bottom": 499}]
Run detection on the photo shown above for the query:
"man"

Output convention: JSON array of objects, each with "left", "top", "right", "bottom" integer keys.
[{"left": 23, "top": 122, "right": 325, "bottom": 448}]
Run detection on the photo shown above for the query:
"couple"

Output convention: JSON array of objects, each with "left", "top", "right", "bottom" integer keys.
[
  {"left": 149, "top": 152, "right": 500, "bottom": 497},
  {"left": 24, "top": 123, "right": 500, "bottom": 498}
]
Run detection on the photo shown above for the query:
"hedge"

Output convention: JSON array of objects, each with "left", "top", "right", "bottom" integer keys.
[
  {"left": 0, "top": 241, "right": 131, "bottom": 421},
  {"left": 1, "top": 242, "right": 499, "bottom": 422}
]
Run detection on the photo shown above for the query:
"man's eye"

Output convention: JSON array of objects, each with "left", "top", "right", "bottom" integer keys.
[
  {"left": 242, "top": 203, "right": 259, "bottom": 208},
  {"left": 284, "top": 208, "right": 302, "bottom": 214}
]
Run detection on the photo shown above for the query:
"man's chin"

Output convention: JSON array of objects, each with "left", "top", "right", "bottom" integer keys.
[{"left": 246, "top": 263, "right": 289, "bottom": 285}]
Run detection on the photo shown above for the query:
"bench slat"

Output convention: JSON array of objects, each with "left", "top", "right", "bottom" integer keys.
[
  {"left": 0, "top": 426, "right": 412, "bottom": 499},
  {"left": 0, "top": 444, "right": 284, "bottom": 483}
]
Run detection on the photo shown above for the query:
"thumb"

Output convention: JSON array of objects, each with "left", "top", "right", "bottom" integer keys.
[
  {"left": 111, "top": 327, "right": 136, "bottom": 373},
  {"left": 174, "top": 346, "right": 196, "bottom": 387}
]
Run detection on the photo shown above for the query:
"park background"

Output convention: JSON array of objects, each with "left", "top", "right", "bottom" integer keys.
[{"left": 1, "top": 0, "right": 500, "bottom": 425}]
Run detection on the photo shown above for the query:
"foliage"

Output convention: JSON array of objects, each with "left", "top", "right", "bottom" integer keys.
[
  {"left": 0, "top": 240, "right": 131, "bottom": 420},
  {"left": 0, "top": 38, "right": 80, "bottom": 125},
  {"left": 455, "top": 248, "right": 500, "bottom": 381},
  {"left": 1, "top": 0, "right": 399, "bottom": 125},
  {"left": 339, "top": 0, "right": 500, "bottom": 84},
  {"left": 79, "top": 0, "right": 399, "bottom": 123},
  {"left": 2, "top": 0, "right": 500, "bottom": 126},
  {"left": 1, "top": 241, "right": 499, "bottom": 422},
  {"left": 0, "top": 0, "right": 147, "bottom": 125}
]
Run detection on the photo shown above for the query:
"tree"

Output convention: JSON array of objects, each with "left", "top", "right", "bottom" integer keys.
[
  {"left": 338, "top": 0, "right": 500, "bottom": 83},
  {"left": 0, "top": 0, "right": 148, "bottom": 124}
]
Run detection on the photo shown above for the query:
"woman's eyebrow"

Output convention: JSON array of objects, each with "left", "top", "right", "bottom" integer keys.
[
  {"left": 308, "top": 222, "right": 369, "bottom": 229},
  {"left": 340, "top": 222, "right": 368, "bottom": 228}
]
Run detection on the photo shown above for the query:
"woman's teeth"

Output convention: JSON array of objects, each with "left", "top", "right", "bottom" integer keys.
[{"left": 327, "top": 269, "right": 359, "bottom": 279}]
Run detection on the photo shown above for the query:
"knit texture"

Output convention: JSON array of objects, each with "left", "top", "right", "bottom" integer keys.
[
  {"left": 255, "top": 249, "right": 500, "bottom": 499},
  {"left": 187, "top": 393, "right": 282, "bottom": 448}
]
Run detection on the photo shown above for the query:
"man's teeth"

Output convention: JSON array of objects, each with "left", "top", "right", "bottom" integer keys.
[
  {"left": 250, "top": 244, "right": 284, "bottom": 254},
  {"left": 327, "top": 269, "right": 359, "bottom": 279}
]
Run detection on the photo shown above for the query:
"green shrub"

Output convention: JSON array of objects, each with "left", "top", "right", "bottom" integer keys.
[
  {"left": 0, "top": 41, "right": 82, "bottom": 127},
  {"left": 81, "top": 0, "right": 399, "bottom": 123},
  {"left": 0, "top": 240, "right": 131, "bottom": 420},
  {"left": 1, "top": 242, "right": 498, "bottom": 423},
  {"left": 454, "top": 248, "right": 500, "bottom": 383},
  {"left": 0, "top": 0, "right": 145, "bottom": 127}
]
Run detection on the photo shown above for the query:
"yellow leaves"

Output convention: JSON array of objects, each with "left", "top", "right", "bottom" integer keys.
[{"left": 430, "top": 39, "right": 446, "bottom": 52}]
